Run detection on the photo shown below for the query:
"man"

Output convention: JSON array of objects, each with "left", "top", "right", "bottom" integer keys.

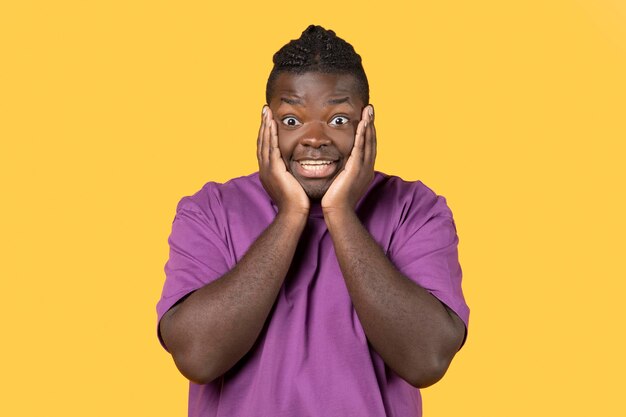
[{"left": 156, "top": 25, "right": 469, "bottom": 417}]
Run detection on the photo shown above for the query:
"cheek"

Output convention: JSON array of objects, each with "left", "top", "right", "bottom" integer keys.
[
  {"left": 333, "top": 126, "right": 357, "bottom": 156},
  {"left": 277, "top": 130, "right": 297, "bottom": 158}
]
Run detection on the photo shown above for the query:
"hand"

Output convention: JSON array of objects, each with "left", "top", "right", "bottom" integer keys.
[
  {"left": 257, "top": 106, "right": 310, "bottom": 216},
  {"left": 321, "top": 105, "right": 376, "bottom": 213}
]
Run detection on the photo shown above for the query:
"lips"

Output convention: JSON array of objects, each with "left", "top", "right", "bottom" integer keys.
[{"left": 293, "top": 159, "right": 339, "bottom": 179}]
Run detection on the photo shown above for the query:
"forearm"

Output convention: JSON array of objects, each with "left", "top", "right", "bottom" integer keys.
[
  {"left": 160, "top": 211, "right": 307, "bottom": 384},
  {"left": 324, "top": 209, "right": 465, "bottom": 388}
]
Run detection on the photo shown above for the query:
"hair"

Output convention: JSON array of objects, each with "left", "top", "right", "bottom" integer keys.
[{"left": 265, "top": 25, "right": 369, "bottom": 105}]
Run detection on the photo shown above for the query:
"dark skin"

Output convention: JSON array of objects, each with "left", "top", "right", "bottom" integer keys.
[{"left": 159, "top": 72, "right": 466, "bottom": 387}]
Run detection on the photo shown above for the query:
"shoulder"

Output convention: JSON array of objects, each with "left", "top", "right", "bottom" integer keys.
[
  {"left": 364, "top": 171, "right": 453, "bottom": 222},
  {"left": 175, "top": 172, "right": 267, "bottom": 213},
  {"left": 370, "top": 171, "right": 436, "bottom": 197}
]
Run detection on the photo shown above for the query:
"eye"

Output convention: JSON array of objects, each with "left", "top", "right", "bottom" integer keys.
[
  {"left": 281, "top": 116, "right": 302, "bottom": 127},
  {"left": 329, "top": 115, "right": 350, "bottom": 126}
]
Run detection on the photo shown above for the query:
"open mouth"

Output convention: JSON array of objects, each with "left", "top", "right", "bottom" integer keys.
[{"left": 294, "top": 159, "right": 338, "bottom": 179}]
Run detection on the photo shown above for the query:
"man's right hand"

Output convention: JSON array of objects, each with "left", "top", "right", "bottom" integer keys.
[{"left": 257, "top": 106, "right": 310, "bottom": 216}]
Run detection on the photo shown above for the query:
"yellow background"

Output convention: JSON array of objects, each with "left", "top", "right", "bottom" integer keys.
[{"left": 2, "top": 1, "right": 625, "bottom": 415}]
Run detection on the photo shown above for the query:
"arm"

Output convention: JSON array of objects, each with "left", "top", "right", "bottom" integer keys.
[
  {"left": 324, "top": 210, "right": 465, "bottom": 388},
  {"left": 159, "top": 107, "right": 309, "bottom": 384},
  {"left": 322, "top": 106, "right": 466, "bottom": 388}
]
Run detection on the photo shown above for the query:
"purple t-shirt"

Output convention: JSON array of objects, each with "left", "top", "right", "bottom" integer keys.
[{"left": 157, "top": 171, "right": 469, "bottom": 417}]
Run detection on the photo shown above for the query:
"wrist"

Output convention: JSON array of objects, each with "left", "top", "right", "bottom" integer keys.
[
  {"left": 322, "top": 207, "right": 358, "bottom": 231},
  {"left": 275, "top": 208, "right": 309, "bottom": 230}
]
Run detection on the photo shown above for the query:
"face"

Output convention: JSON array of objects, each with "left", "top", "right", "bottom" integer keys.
[{"left": 268, "top": 72, "right": 366, "bottom": 200}]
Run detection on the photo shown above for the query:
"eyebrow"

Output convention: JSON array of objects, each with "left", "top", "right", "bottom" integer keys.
[
  {"left": 325, "top": 97, "right": 351, "bottom": 106},
  {"left": 279, "top": 96, "right": 353, "bottom": 107},
  {"left": 280, "top": 97, "right": 303, "bottom": 105}
]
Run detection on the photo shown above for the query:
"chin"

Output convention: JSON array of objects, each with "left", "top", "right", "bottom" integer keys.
[
  {"left": 303, "top": 186, "right": 328, "bottom": 200},
  {"left": 298, "top": 180, "right": 332, "bottom": 200}
]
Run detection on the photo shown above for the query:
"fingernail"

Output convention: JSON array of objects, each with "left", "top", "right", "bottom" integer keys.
[
  {"left": 262, "top": 106, "right": 268, "bottom": 115},
  {"left": 368, "top": 106, "right": 374, "bottom": 118}
]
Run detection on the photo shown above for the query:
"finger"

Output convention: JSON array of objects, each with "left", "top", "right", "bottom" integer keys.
[
  {"left": 363, "top": 105, "right": 376, "bottom": 166},
  {"left": 355, "top": 105, "right": 373, "bottom": 156},
  {"left": 269, "top": 119, "right": 283, "bottom": 166},
  {"left": 364, "top": 112, "right": 377, "bottom": 167},
  {"left": 257, "top": 106, "right": 268, "bottom": 163},
  {"left": 352, "top": 120, "right": 367, "bottom": 162},
  {"left": 371, "top": 116, "right": 377, "bottom": 166},
  {"left": 261, "top": 109, "right": 271, "bottom": 165},
  {"left": 361, "top": 104, "right": 372, "bottom": 123},
  {"left": 370, "top": 118, "right": 378, "bottom": 169},
  {"left": 268, "top": 110, "right": 288, "bottom": 172}
]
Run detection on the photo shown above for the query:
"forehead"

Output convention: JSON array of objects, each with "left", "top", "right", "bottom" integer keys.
[{"left": 271, "top": 72, "right": 361, "bottom": 104}]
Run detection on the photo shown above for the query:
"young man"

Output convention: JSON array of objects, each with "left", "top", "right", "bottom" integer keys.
[{"left": 156, "top": 25, "right": 469, "bottom": 417}]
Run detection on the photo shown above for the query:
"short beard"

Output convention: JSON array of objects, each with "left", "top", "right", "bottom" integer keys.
[{"left": 303, "top": 183, "right": 330, "bottom": 200}]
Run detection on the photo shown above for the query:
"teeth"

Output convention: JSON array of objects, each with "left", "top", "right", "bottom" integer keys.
[{"left": 299, "top": 160, "right": 333, "bottom": 166}]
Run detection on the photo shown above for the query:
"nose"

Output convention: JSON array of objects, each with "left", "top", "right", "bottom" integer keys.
[{"left": 299, "top": 121, "right": 331, "bottom": 148}]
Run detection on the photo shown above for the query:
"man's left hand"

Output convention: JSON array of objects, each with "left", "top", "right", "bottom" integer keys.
[{"left": 321, "top": 105, "right": 376, "bottom": 213}]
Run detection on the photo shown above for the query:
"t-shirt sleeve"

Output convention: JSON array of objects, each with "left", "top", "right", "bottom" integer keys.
[
  {"left": 388, "top": 188, "right": 470, "bottom": 335},
  {"left": 156, "top": 191, "right": 232, "bottom": 350}
]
